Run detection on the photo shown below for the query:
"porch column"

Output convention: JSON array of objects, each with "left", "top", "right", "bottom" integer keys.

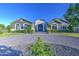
[
  {"left": 51, "top": 25, "right": 52, "bottom": 30},
  {"left": 43, "top": 23, "right": 45, "bottom": 32},
  {"left": 56, "top": 24, "right": 58, "bottom": 30},
  {"left": 37, "top": 25, "right": 38, "bottom": 32}
]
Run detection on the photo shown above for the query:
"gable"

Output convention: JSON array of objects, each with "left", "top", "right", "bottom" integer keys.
[
  {"left": 49, "top": 18, "right": 69, "bottom": 25},
  {"left": 35, "top": 19, "right": 46, "bottom": 25},
  {"left": 11, "top": 18, "right": 32, "bottom": 25}
]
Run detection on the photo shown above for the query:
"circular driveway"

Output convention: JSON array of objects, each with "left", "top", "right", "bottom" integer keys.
[{"left": 0, "top": 33, "right": 79, "bottom": 54}]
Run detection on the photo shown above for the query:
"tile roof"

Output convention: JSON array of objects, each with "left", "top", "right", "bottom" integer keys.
[
  {"left": 11, "top": 18, "right": 32, "bottom": 24},
  {"left": 50, "top": 18, "right": 69, "bottom": 24}
]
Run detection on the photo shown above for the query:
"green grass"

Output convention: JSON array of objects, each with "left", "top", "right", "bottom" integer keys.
[
  {"left": 0, "top": 33, "right": 79, "bottom": 38},
  {"left": 59, "top": 33, "right": 79, "bottom": 38},
  {"left": 49, "top": 32, "right": 79, "bottom": 38},
  {"left": 0, "top": 33, "right": 24, "bottom": 37}
]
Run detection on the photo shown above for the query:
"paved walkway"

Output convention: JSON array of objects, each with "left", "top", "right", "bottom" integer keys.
[{"left": 0, "top": 33, "right": 79, "bottom": 53}]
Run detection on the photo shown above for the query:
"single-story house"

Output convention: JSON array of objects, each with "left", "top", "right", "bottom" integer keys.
[
  {"left": 10, "top": 18, "right": 47, "bottom": 32},
  {"left": 49, "top": 18, "right": 69, "bottom": 31},
  {"left": 11, "top": 18, "right": 33, "bottom": 31},
  {"left": 10, "top": 18, "right": 69, "bottom": 32}
]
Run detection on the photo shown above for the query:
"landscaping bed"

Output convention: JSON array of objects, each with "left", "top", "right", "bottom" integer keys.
[{"left": 24, "top": 43, "right": 79, "bottom": 56}]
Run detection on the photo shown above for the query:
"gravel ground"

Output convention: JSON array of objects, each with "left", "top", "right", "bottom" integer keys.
[
  {"left": 24, "top": 44, "right": 79, "bottom": 56},
  {"left": 0, "top": 33, "right": 79, "bottom": 56},
  {"left": 53, "top": 44, "right": 79, "bottom": 56}
]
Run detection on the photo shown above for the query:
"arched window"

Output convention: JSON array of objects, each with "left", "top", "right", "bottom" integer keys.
[
  {"left": 52, "top": 24, "right": 57, "bottom": 30},
  {"left": 23, "top": 24, "right": 28, "bottom": 29},
  {"left": 16, "top": 23, "right": 20, "bottom": 30},
  {"left": 63, "top": 25, "right": 67, "bottom": 30}
]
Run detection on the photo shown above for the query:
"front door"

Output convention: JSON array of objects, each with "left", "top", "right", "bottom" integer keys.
[{"left": 38, "top": 24, "right": 43, "bottom": 32}]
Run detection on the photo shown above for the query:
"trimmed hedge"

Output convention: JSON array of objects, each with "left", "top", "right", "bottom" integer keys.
[
  {"left": 14, "top": 30, "right": 26, "bottom": 33},
  {"left": 13, "top": 30, "right": 34, "bottom": 33}
]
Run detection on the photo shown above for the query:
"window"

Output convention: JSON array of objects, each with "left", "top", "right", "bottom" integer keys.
[
  {"left": 52, "top": 24, "right": 57, "bottom": 30},
  {"left": 21, "top": 24, "right": 23, "bottom": 29},
  {"left": 16, "top": 24, "right": 20, "bottom": 30},
  {"left": 23, "top": 24, "right": 28, "bottom": 29},
  {"left": 63, "top": 25, "right": 67, "bottom": 30},
  {"left": 77, "top": 27, "right": 79, "bottom": 32}
]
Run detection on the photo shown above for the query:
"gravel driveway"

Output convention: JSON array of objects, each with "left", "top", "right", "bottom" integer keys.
[{"left": 0, "top": 33, "right": 79, "bottom": 55}]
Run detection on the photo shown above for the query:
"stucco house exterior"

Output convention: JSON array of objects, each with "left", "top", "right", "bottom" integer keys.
[
  {"left": 10, "top": 18, "right": 69, "bottom": 32},
  {"left": 34, "top": 19, "right": 47, "bottom": 32},
  {"left": 11, "top": 18, "right": 33, "bottom": 31},
  {"left": 49, "top": 18, "right": 69, "bottom": 31}
]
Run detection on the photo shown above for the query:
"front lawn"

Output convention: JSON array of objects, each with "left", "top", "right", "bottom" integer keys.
[
  {"left": 0, "top": 33, "right": 24, "bottom": 37},
  {"left": 0, "top": 32, "right": 79, "bottom": 38},
  {"left": 59, "top": 33, "right": 79, "bottom": 38}
]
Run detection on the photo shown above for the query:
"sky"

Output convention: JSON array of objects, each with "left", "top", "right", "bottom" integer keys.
[{"left": 0, "top": 3, "right": 70, "bottom": 26}]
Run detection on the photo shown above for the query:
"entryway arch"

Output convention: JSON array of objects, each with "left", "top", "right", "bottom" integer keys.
[{"left": 35, "top": 19, "right": 46, "bottom": 32}]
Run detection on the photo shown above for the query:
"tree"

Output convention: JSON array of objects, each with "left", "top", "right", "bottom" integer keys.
[
  {"left": 6, "top": 25, "right": 12, "bottom": 33},
  {"left": 64, "top": 3, "right": 79, "bottom": 32},
  {"left": 0, "top": 24, "right": 5, "bottom": 30},
  {"left": 29, "top": 37, "right": 53, "bottom": 56},
  {"left": 0, "top": 24, "right": 5, "bottom": 34}
]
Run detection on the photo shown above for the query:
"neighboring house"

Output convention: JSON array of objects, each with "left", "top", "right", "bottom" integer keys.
[
  {"left": 49, "top": 18, "right": 69, "bottom": 31},
  {"left": 11, "top": 18, "right": 32, "bottom": 31},
  {"left": 10, "top": 18, "right": 69, "bottom": 32}
]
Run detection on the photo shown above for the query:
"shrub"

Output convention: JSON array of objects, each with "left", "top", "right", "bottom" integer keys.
[
  {"left": 56, "top": 30, "right": 70, "bottom": 32},
  {"left": 14, "top": 30, "right": 26, "bottom": 33},
  {"left": 0, "top": 24, "right": 5, "bottom": 34},
  {"left": 25, "top": 29, "right": 34, "bottom": 33},
  {"left": 0, "top": 30, "right": 3, "bottom": 34},
  {"left": 6, "top": 25, "right": 12, "bottom": 33},
  {"left": 68, "top": 25, "right": 74, "bottom": 32},
  {"left": 26, "top": 25, "right": 34, "bottom": 33},
  {"left": 30, "top": 30, "right": 34, "bottom": 33},
  {"left": 29, "top": 37, "right": 54, "bottom": 56},
  {"left": 13, "top": 29, "right": 34, "bottom": 33},
  {"left": 49, "top": 29, "right": 70, "bottom": 33},
  {"left": 46, "top": 30, "right": 50, "bottom": 33},
  {"left": 47, "top": 29, "right": 56, "bottom": 33}
]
